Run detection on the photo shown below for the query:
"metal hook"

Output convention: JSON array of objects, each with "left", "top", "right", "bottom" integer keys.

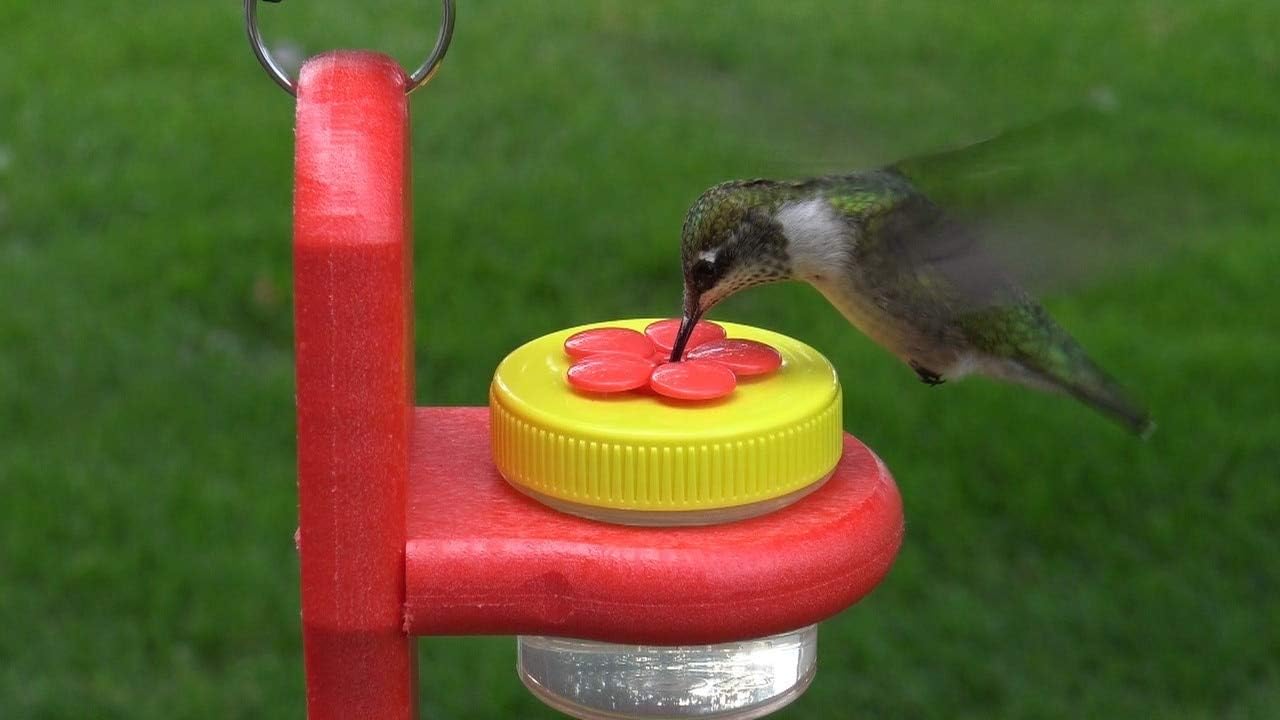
[{"left": 245, "top": 0, "right": 455, "bottom": 97}]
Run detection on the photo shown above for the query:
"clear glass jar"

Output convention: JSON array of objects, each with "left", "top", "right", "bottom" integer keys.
[
  {"left": 513, "top": 480, "right": 827, "bottom": 718},
  {"left": 518, "top": 624, "right": 818, "bottom": 720}
]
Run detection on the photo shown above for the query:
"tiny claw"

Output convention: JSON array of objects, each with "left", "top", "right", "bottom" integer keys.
[{"left": 909, "top": 360, "right": 946, "bottom": 386}]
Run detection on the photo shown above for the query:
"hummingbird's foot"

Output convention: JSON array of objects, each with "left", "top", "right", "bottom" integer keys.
[{"left": 909, "top": 360, "right": 945, "bottom": 386}]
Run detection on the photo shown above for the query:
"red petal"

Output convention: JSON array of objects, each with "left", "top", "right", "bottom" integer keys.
[
  {"left": 686, "top": 339, "right": 783, "bottom": 377},
  {"left": 644, "top": 318, "right": 726, "bottom": 355},
  {"left": 566, "top": 353, "right": 657, "bottom": 393},
  {"left": 649, "top": 360, "right": 737, "bottom": 400},
  {"left": 564, "top": 327, "right": 655, "bottom": 360}
]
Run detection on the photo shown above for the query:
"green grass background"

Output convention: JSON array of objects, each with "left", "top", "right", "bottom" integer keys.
[{"left": 1, "top": 1, "right": 1277, "bottom": 717}]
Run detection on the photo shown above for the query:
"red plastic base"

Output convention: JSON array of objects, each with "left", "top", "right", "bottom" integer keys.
[{"left": 405, "top": 407, "right": 904, "bottom": 645}]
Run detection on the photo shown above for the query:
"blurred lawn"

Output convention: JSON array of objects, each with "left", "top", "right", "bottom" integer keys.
[{"left": 2, "top": 1, "right": 1277, "bottom": 718}]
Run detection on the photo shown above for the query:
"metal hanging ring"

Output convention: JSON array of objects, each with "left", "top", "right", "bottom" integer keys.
[{"left": 245, "top": 0, "right": 455, "bottom": 97}]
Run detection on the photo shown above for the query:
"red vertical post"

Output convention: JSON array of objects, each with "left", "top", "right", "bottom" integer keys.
[{"left": 292, "top": 52, "right": 416, "bottom": 720}]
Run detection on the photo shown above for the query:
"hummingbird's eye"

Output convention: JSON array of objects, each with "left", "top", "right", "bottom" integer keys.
[{"left": 690, "top": 258, "right": 717, "bottom": 291}]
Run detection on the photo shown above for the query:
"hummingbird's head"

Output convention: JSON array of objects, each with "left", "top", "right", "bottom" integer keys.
[{"left": 671, "top": 180, "right": 793, "bottom": 360}]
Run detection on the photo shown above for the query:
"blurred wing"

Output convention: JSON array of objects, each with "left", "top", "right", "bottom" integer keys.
[
  {"left": 884, "top": 101, "right": 1193, "bottom": 295},
  {"left": 824, "top": 171, "right": 1027, "bottom": 314}
]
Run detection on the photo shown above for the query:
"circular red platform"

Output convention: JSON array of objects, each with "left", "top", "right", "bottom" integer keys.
[{"left": 404, "top": 407, "right": 904, "bottom": 645}]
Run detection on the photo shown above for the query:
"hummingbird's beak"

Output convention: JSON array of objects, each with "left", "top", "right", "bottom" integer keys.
[{"left": 668, "top": 292, "right": 704, "bottom": 362}]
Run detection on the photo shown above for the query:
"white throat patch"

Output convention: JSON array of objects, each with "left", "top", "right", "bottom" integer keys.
[{"left": 775, "top": 198, "right": 852, "bottom": 280}]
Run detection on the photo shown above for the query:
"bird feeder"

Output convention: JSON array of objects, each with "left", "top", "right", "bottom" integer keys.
[{"left": 250, "top": 3, "right": 904, "bottom": 717}]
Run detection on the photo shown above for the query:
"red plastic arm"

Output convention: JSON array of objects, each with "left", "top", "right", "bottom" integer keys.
[
  {"left": 293, "top": 52, "right": 416, "bottom": 720},
  {"left": 405, "top": 407, "right": 904, "bottom": 645}
]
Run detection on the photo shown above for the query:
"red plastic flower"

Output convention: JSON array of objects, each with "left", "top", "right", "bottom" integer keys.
[{"left": 564, "top": 320, "right": 782, "bottom": 401}]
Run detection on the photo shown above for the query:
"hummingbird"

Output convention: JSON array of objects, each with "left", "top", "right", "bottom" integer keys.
[{"left": 668, "top": 169, "right": 1154, "bottom": 436}]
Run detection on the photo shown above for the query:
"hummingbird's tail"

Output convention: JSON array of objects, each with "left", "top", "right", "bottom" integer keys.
[
  {"left": 967, "top": 300, "right": 1155, "bottom": 437},
  {"left": 963, "top": 302, "right": 1154, "bottom": 437},
  {"left": 1051, "top": 362, "right": 1156, "bottom": 438},
  {"left": 1019, "top": 337, "right": 1155, "bottom": 438}
]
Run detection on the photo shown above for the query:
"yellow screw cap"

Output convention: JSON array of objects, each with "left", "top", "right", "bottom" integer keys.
[{"left": 490, "top": 319, "right": 843, "bottom": 517}]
